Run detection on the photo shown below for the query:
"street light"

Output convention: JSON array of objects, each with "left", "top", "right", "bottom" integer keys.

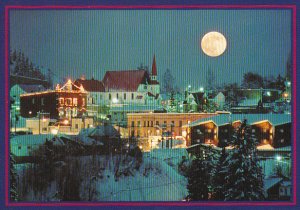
[{"left": 276, "top": 155, "right": 282, "bottom": 161}]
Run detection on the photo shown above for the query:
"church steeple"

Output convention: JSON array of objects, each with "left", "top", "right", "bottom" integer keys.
[
  {"left": 149, "top": 54, "right": 160, "bottom": 95},
  {"left": 151, "top": 54, "right": 158, "bottom": 82},
  {"left": 152, "top": 54, "right": 157, "bottom": 76}
]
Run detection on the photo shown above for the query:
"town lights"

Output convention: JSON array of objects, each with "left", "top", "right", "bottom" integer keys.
[
  {"left": 199, "top": 87, "right": 204, "bottom": 92},
  {"left": 112, "top": 98, "right": 118, "bottom": 104},
  {"left": 63, "top": 119, "right": 69, "bottom": 125},
  {"left": 276, "top": 155, "right": 282, "bottom": 161},
  {"left": 51, "top": 128, "right": 58, "bottom": 135}
]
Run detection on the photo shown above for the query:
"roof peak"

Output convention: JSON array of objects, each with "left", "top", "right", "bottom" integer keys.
[{"left": 106, "top": 69, "right": 146, "bottom": 73}]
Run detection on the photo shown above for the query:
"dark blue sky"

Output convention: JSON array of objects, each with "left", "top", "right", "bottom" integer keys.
[{"left": 10, "top": 9, "right": 291, "bottom": 90}]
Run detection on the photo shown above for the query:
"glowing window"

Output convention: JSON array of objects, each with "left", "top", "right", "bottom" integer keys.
[
  {"left": 73, "top": 98, "right": 78, "bottom": 106},
  {"left": 65, "top": 98, "right": 72, "bottom": 106},
  {"left": 59, "top": 98, "right": 64, "bottom": 105}
]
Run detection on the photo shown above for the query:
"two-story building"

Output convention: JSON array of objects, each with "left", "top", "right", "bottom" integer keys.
[{"left": 20, "top": 79, "right": 87, "bottom": 119}]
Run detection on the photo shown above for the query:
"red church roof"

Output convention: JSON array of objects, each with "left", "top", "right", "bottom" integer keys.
[
  {"left": 102, "top": 70, "right": 149, "bottom": 91},
  {"left": 74, "top": 78, "right": 105, "bottom": 92}
]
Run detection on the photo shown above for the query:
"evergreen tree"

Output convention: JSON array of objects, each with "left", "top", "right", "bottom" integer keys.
[
  {"left": 10, "top": 153, "right": 19, "bottom": 201},
  {"left": 286, "top": 52, "right": 292, "bottom": 81},
  {"left": 205, "top": 146, "right": 219, "bottom": 198},
  {"left": 62, "top": 159, "right": 81, "bottom": 201},
  {"left": 224, "top": 119, "right": 265, "bottom": 201},
  {"left": 275, "top": 74, "right": 285, "bottom": 91},
  {"left": 186, "top": 156, "right": 209, "bottom": 200},
  {"left": 11, "top": 49, "right": 17, "bottom": 62},
  {"left": 211, "top": 148, "right": 228, "bottom": 200},
  {"left": 162, "top": 69, "right": 175, "bottom": 94}
]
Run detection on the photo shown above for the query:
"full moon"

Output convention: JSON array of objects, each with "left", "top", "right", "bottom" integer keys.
[{"left": 201, "top": 31, "right": 227, "bottom": 57}]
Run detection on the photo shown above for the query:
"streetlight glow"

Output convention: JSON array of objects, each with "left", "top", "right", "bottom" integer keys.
[
  {"left": 51, "top": 128, "right": 58, "bottom": 135},
  {"left": 276, "top": 155, "right": 282, "bottom": 161},
  {"left": 112, "top": 98, "right": 118, "bottom": 104}
]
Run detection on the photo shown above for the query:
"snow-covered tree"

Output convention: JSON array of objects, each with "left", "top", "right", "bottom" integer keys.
[
  {"left": 10, "top": 153, "right": 19, "bottom": 201},
  {"left": 211, "top": 148, "right": 228, "bottom": 200},
  {"left": 186, "top": 156, "right": 209, "bottom": 200},
  {"left": 224, "top": 119, "right": 265, "bottom": 201}
]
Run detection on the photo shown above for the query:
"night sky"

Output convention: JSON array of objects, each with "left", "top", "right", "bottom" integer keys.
[{"left": 10, "top": 9, "right": 291, "bottom": 90}]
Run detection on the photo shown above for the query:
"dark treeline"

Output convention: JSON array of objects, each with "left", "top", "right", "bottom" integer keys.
[{"left": 10, "top": 50, "right": 53, "bottom": 87}]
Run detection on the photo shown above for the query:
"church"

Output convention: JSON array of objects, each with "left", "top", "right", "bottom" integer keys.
[{"left": 74, "top": 55, "right": 161, "bottom": 107}]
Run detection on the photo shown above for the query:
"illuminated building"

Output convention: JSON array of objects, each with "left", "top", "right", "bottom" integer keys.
[{"left": 20, "top": 80, "right": 87, "bottom": 119}]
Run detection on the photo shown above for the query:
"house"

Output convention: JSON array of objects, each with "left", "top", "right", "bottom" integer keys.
[
  {"left": 230, "top": 88, "right": 282, "bottom": 113},
  {"left": 182, "top": 114, "right": 291, "bottom": 148},
  {"left": 26, "top": 117, "right": 94, "bottom": 135},
  {"left": 10, "top": 84, "right": 46, "bottom": 115},
  {"left": 184, "top": 92, "right": 207, "bottom": 112},
  {"left": 73, "top": 77, "right": 106, "bottom": 117},
  {"left": 208, "top": 92, "right": 225, "bottom": 110},
  {"left": 20, "top": 79, "right": 87, "bottom": 119},
  {"left": 264, "top": 175, "right": 291, "bottom": 200}
]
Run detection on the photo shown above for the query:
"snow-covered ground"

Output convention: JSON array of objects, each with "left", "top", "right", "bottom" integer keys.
[
  {"left": 97, "top": 154, "right": 187, "bottom": 201},
  {"left": 15, "top": 148, "right": 188, "bottom": 201}
]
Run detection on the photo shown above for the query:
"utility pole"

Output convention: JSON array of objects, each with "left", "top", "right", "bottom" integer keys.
[
  {"left": 38, "top": 112, "right": 41, "bottom": 135},
  {"left": 170, "top": 123, "right": 174, "bottom": 149}
]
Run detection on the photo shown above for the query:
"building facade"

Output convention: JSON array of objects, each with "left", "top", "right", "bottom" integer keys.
[
  {"left": 183, "top": 114, "right": 291, "bottom": 148},
  {"left": 127, "top": 113, "right": 217, "bottom": 139},
  {"left": 20, "top": 80, "right": 87, "bottom": 119}
]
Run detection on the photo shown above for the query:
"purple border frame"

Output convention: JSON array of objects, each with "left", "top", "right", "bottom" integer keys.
[{"left": 4, "top": 4, "right": 297, "bottom": 207}]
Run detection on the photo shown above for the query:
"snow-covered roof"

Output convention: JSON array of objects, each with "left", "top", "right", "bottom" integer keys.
[
  {"left": 78, "top": 125, "right": 120, "bottom": 145},
  {"left": 264, "top": 177, "right": 283, "bottom": 191},
  {"left": 183, "top": 114, "right": 239, "bottom": 128},
  {"left": 281, "top": 181, "right": 291, "bottom": 187},
  {"left": 257, "top": 144, "right": 274, "bottom": 150},
  {"left": 110, "top": 104, "right": 163, "bottom": 112},
  {"left": 183, "top": 114, "right": 291, "bottom": 128},
  {"left": 238, "top": 98, "right": 260, "bottom": 107},
  {"left": 10, "top": 134, "right": 65, "bottom": 146}
]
